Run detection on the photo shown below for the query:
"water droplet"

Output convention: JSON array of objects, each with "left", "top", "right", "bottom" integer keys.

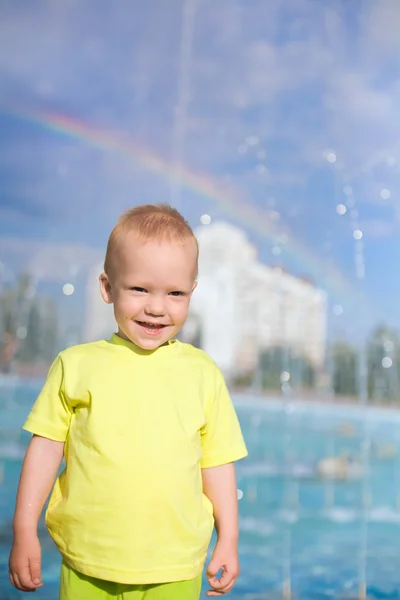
[
  {"left": 237, "top": 489, "right": 244, "bottom": 500},
  {"left": 325, "top": 151, "right": 337, "bottom": 163},
  {"left": 200, "top": 214, "right": 211, "bottom": 225},
  {"left": 63, "top": 283, "right": 75, "bottom": 296},
  {"left": 16, "top": 327, "right": 27, "bottom": 340},
  {"left": 382, "top": 356, "right": 393, "bottom": 369},
  {"left": 333, "top": 304, "right": 344, "bottom": 316},
  {"left": 353, "top": 230, "right": 363, "bottom": 240},
  {"left": 281, "top": 371, "right": 291, "bottom": 382},
  {"left": 336, "top": 204, "right": 347, "bottom": 215},
  {"left": 380, "top": 188, "right": 391, "bottom": 200}
]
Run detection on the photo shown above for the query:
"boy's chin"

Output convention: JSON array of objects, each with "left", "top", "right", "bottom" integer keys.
[{"left": 119, "top": 327, "right": 175, "bottom": 350}]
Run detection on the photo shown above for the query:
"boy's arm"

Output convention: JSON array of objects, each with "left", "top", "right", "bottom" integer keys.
[
  {"left": 9, "top": 435, "right": 64, "bottom": 592},
  {"left": 202, "top": 462, "right": 239, "bottom": 597}
]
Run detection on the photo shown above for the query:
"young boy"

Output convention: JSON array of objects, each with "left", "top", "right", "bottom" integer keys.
[{"left": 9, "top": 204, "right": 248, "bottom": 599}]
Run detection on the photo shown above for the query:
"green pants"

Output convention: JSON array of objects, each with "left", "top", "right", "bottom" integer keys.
[{"left": 59, "top": 561, "right": 202, "bottom": 600}]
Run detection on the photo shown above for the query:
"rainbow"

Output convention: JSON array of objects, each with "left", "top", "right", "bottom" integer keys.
[{"left": 4, "top": 107, "right": 358, "bottom": 304}]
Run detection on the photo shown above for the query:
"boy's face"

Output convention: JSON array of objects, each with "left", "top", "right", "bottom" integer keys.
[{"left": 100, "top": 234, "right": 197, "bottom": 350}]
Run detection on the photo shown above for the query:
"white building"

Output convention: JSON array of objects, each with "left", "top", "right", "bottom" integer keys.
[{"left": 185, "top": 222, "right": 327, "bottom": 376}]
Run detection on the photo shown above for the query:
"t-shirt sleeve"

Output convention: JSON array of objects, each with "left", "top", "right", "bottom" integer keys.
[
  {"left": 23, "top": 353, "right": 72, "bottom": 442},
  {"left": 200, "top": 367, "right": 248, "bottom": 469}
]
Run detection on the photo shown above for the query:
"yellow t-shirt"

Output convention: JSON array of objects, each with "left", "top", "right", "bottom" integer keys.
[{"left": 23, "top": 334, "right": 248, "bottom": 584}]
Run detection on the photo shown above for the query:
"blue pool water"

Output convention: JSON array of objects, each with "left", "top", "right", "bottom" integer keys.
[{"left": 2, "top": 380, "right": 400, "bottom": 599}]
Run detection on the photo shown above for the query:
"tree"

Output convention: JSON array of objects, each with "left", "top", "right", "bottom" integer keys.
[
  {"left": 0, "top": 273, "right": 59, "bottom": 369},
  {"left": 258, "top": 346, "right": 316, "bottom": 391},
  {"left": 366, "top": 325, "right": 400, "bottom": 403},
  {"left": 331, "top": 341, "right": 358, "bottom": 397},
  {"left": 18, "top": 302, "right": 41, "bottom": 362}
]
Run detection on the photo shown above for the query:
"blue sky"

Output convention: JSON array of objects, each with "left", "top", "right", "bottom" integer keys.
[{"left": 1, "top": 0, "right": 400, "bottom": 340}]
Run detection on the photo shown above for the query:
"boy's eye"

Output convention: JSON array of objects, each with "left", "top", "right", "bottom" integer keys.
[
  {"left": 170, "top": 291, "right": 185, "bottom": 297},
  {"left": 131, "top": 287, "right": 147, "bottom": 293}
]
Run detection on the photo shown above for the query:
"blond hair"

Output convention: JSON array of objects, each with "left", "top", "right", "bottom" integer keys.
[{"left": 104, "top": 204, "right": 198, "bottom": 275}]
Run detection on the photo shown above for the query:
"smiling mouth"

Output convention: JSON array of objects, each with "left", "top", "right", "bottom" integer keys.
[{"left": 135, "top": 321, "right": 168, "bottom": 335}]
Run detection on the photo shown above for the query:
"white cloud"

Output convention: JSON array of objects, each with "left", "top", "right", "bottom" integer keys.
[
  {"left": 0, "top": 2, "right": 385, "bottom": 160},
  {"left": 1, "top": 0, "right": 400, "bottom": 253}
]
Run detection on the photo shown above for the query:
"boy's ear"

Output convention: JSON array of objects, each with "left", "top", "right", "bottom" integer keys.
[{"left": 99, "top": 273, "right": 113, "bottom": 304}]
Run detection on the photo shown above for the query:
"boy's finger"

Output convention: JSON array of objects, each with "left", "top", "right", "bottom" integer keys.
[
  {"left": 29, "top": 557, "right": 42, "bottom": 586},
  {"left": 12, "top": 572, "right": 29, "bottom": 592},
  {"left": 205, "top": 559, "right": 220, "bottom": 579},
  {"left": 208, "top": 568, "right": 233, "bottom": 589},
  {"left": 206, "top": 579, "right": 236, "bottom": 596},
  {"left": 15, "top": 566, "right": 37, "bottom": 591},
  {"left": 218, "top": 577, "right": 235, "bottom": 593}
]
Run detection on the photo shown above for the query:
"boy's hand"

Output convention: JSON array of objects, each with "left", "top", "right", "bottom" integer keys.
[
  {"left": 9, "top": 531, "right": 43, "bottom": 592},
  {"left": 206, "top": 540, "right": 239, "bottom": 596}
]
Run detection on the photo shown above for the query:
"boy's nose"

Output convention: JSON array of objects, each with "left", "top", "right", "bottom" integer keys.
[{"left": 144, "top": 299, "right": 166, "bottom": 317}]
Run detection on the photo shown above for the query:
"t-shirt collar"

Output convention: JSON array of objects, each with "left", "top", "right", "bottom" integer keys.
[{"left": 109, "top": 333, "right": 179, "bottom": 356}]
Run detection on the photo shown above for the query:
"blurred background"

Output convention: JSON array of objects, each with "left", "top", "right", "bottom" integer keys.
[{"left": 1, "top": 1, "right": 400, "bottom": 598}]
